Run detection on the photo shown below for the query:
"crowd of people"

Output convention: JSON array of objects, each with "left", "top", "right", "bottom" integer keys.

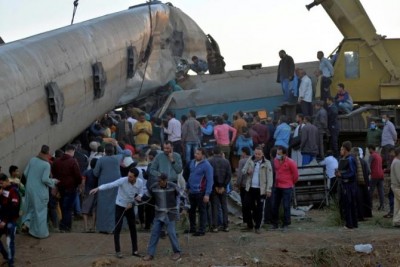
[{"left": 0, "top": 50, "right": 398, "bottom": 265}]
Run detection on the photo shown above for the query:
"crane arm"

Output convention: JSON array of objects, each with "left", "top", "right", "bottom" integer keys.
[{"left": 307, "top": 0, "right": 400, "bottom": 80}]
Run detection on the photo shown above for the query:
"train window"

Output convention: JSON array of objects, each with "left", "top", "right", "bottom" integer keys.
[
  {"left": 92, "top": 62, "right": 107, "bottom": 99},
  {"left": 127, "top": 45, "right": 136, "bottom": 79},
  {"left": 344, "top": 51, "right": 359, "bottom": 79},
  {"left": 45, "top": 82, "right": 65, "bottom": 125}
]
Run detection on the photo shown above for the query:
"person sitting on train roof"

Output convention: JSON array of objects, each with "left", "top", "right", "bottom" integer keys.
[
  {"left": 334, "top": 83, "right": 353, "bottom": 114},
  {"left": 190, "top": 56, "right": 208, "bottom": 74}
]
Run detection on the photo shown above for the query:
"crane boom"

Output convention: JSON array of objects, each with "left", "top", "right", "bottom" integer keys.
[{"left": 307, "top": 0, "right": 400, "bottom": 81}]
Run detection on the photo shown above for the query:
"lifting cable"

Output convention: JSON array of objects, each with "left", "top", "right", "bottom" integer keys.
[
  {"left": 71, "top": 0, "right": 79, "bottom": 25},
  {"left": 136, "top": 1, "right": 154, "bottom": 98}
]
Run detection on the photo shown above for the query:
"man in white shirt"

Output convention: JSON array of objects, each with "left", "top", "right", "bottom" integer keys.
[
  {"left": 319, "top": 150, "right": 339, "bottom": 196},
  {"left": 164, "top": 111, "right": 182, "bottom": 154},
  {"left": 298, "top": 68, "right": 313, "bottom": 116},
  {"left": 90, "top": 167, "right": 144, "bottom": 259},
  {"left": 126, "top": 109, "right": 138, "bottom": 130}
]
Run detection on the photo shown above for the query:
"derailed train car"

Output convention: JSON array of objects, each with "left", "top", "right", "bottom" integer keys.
[{"left": 0, "top": 2, "right": 210, "bottom": 168}]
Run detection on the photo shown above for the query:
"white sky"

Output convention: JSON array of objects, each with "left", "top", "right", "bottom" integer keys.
[{"left": 0, "top": 0, "right": 399, "bottom": 71}]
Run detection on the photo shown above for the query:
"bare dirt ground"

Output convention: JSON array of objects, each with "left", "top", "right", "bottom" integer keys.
[{"left": 12, "top": 207, "right": 400, "bottom": 267}]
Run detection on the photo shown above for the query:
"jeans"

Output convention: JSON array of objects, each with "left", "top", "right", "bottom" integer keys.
[
  {"left": 239, "top": 187, "right": 249, "bottom": 224},
  {"left": 74, "top": 193, "right": 81, "bottom": 215},
  {"left": 369, "top": 179, "right": 384, "bottom": 208},
  {"left": 136, "top": 144, "right": 148, "bottom": 152},
  {"left": 189, "top": 192, "right": 207, "bottom": 233},
  {"left": 272, "top": 187, "right": 293, "bottom": 227},
  {"left": 114, "top": 205, "right": 137, "bottom": 253},
  {"left": 281, "top": 78, "right": 290, "bottom": 102},
  {"left": 211, "top": 191, "right": 228, "bottom": 228},
  {"left": 301, "top": 153, "right": 314, "bottom": 165},
  {"left": 337, "top": 102, "right": 352, "bottom": 114},
  {"left": 0, "top": 222, "right": 16, "bottom": 266},
  {"left": 147, "top": 218, "right": 181, "bottom": 256},
  {"left": 59, "top": 190, "right": 77, "bottom": 231},
  {"left": 185, "top": 141, "right": 199, "bottom": 164}
]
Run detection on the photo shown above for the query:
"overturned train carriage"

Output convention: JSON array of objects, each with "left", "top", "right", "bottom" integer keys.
[{"left": 0, "top": 2, "right": 209, "bottom": 168}]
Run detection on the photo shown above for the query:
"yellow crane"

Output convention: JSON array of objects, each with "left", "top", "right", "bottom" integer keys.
[{"left": 307, "top": 0, "right": 400, "bottom": 102}]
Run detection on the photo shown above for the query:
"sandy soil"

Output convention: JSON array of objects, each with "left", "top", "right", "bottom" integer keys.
[{"left": 11, "top": 207, "right": 400, "bottom": 267}]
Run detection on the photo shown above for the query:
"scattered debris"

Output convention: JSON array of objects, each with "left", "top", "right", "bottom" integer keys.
[{"left": 354, "top": 244, "right": 373, "bottom": 254}]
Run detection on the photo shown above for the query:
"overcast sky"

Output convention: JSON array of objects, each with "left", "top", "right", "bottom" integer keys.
[{"left": 0, "top": 0, "right": 399, "bottom": 70}]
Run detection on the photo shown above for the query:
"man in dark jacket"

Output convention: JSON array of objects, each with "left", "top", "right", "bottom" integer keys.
[
  {"left": 252, "top": 116, "right": 269, "bottom": 147},
  {"left": 182, "top": 110, "right": 202, "bottom": 164},
  {"left": 52, "top": 144, "right": 82, "bottom": 232},
  {"left": 313, "top": 101, "right": 328, "bottom": 159},
  {"left": 277, "top": 50, "right": 295, "bottom": 102},
  {"left": 208, "top": 147, "right": 232, "bottom": 232},
  {"left": 300, "top": 116, "right": 319, "bottom": 165},
  {"left": 336, "top": 141, "right": 358, "bottom": 229},
  {"left": 326, "top": 96, "right": 339, "bottom": 157}
]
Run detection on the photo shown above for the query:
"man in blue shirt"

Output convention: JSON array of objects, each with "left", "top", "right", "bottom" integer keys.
[
  {"left": 183, "top": 148, "right": 213, "bottom": 236},
  {"left": 317, "top": 51, "right": 334, "bottom": 101},
  {"left": 274, "top": 115, "right": 291, "bottom": 149},
  {"left": 190, "top": 56, "right": 208, "bottom": 74}
]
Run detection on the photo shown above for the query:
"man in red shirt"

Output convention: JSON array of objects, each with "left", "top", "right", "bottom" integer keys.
[
  {"left": 52, "top": 144, "right": 82, "bottom": 232},
  {"left": 368, "top": 145, "right": 385, "bottom": 210},
  {"left": 271, "top": 146, "right": 298, "bottom": 232}
]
